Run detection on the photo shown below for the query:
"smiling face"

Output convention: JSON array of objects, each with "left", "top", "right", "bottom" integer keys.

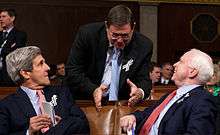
[
  {"left": 172, "top": 53, "right": 193, "bottom": 87},
  {"left": 106, "top": 23, "right": 133, "bottom": 49},
  {"left": 23, "top": 55, "right": 50, "bottom": 88}
]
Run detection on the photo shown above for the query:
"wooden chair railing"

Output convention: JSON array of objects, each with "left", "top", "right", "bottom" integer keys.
[
  {"left": 0, "top": 85, "right": 177, "bottom": 135},
  {"left": 0, "top": 85, "right": 178, "bottom": 100},
  {"left": 149, "top": 85, "right": 177, "bottom": 100}
]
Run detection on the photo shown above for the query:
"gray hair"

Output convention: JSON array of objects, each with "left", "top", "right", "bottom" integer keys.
[
  {"left": 6, "top": 46, "right": 41, "bottom": 84},
  {"left": 186, "top": 49, "right": 213, "bottom": 84}
]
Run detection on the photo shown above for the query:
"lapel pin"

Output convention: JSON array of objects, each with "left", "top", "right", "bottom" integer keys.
[
  {"left": 122, "top": 59, "right": 133, "bottom": 72},
  {"left": 50, "top": 95, "right": 58, "bottom": 107}
]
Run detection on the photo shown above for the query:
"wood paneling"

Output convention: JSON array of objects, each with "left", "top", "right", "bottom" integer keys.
[
  {"left": 158, "top": 3, "right": 220, "bottom": 64},
  {"left": 0, "top": 0, "right": 139, "bottom": 65}
]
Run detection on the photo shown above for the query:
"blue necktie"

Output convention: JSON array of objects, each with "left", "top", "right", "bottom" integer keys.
[{"left": 109, "top": 48, "right": 120, "bottom": 101}]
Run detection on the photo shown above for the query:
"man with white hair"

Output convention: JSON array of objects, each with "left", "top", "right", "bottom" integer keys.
[
  {"left": 120, "top": 49, "right": 217, "bottom": 135},
  {"left": 0, "top": 46, "right": 89, "bottom": 135}
]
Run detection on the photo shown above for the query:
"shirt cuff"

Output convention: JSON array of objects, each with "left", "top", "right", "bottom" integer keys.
[{"left": 26, "top": 130, "right": 29, "bottom": 135}]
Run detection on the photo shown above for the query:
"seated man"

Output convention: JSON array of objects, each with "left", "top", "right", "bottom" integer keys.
[
  {"left": 50, "top": 62, "right": 65, "bottom": 85},
  {"left": 120, "top": 49, "right": 217, "bottom": 135},
  {"left": 149, "top": 61, "right": 161, "bottom": 85},
  {"left": 155, "top": 62, "right": 175, "bottom": 85},
  {"left": 0, "top": 46, "right": 90, "bottom": 135}
]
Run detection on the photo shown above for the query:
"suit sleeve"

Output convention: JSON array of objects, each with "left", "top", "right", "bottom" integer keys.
[
  {"left": 184, "top": 95, "right": 217, "bottom": 135},
  {"left": 132, "top": 36, "right": 153, "bottom": 99},
  {"left": 0, "top": 101, "right": 10, "bottom": 135},
  {"left": 54, "top": 87, "right": 90, "bottom": 134},
  {"left": 0, "top": 100, "right": 27, "bottom": 135},
  {"left": 65, "top": 27, "right": 98, "bottom": 96}
]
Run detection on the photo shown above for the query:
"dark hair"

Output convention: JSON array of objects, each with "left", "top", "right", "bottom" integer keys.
[
  {"left": 161, "top": 62, "right": 173, "bottom": 68},
  {"left": 0, "top": 8, "right": 16, "bottom": 18},
  {"left": 149, "top": 61, "right": 160, "bottom": 73},
  {"left": 106, "top": 5, "right": 135, "bottom": 28}
]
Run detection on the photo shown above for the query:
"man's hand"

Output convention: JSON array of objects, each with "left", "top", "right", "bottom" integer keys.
[
  {"left": 28, "top": 115, "right": 52, "bottom": 135},
  {"left": 93, "top": 84, "right": 107, "bottom": 111},
  {"left": 127, "top": 79, "right": 143, "bottom": 107},
  {"left": 120, "top": 115, "right": 136, "bottom": 133}
]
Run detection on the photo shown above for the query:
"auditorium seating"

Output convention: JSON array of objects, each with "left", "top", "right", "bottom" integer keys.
[{"left": 0, "top": 86, "right": 175, "bottom": 134}]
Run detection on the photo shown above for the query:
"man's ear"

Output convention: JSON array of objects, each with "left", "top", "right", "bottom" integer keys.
[
  {"left": 189, "top": 68, "right": 198, "bottom": 78},
  {"left": 11, "top": 16, "right": 15, "bottom": 23},
  {"left": 19, "top": 70, "right": 30, "bottom": 80}
]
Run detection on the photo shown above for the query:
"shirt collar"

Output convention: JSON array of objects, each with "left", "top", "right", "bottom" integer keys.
[
  {"left": 3, "top": 26, "right": 14, "bottom": 33},
  {"left": 176, "top": 84, "right": 200, "bottom": 97},
  {"left": 20, "top": 86, "right": 38, "bottom": 100}
]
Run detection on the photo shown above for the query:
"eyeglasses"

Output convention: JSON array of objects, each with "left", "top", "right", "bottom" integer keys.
[{"left": 110, "top": 31, "right": 131, "bottom": 40}]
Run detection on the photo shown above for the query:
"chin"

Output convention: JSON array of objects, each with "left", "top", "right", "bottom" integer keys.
[{"left": 43, "top": 80, "right": 50, "bottom": 86}]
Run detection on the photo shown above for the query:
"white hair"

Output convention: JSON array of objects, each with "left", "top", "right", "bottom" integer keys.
[{"left": 186, "top": 49, "right": 213, "bottom": 84}]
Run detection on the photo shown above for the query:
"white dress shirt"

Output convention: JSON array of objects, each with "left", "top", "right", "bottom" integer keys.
[{"left": 149, "top": 84, "right": 200, "bottom": 135}]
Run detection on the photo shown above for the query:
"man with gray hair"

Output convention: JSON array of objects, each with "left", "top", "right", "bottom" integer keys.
[
  {"left": 0, "top": 46, "right": 89, "bottom": 135},
  {"left": 120, "top": 49, "right": 217, "bottom": 135}
]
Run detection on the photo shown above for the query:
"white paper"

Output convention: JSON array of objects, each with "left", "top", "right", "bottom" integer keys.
[
  {"left": 42, "top": 101, "right": 56, "bottom": 126},
  {"left": 127, "top": 124, "right": 135, "bottom": 135}
]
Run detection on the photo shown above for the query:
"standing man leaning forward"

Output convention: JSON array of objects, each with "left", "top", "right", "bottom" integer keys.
[
  {"left": 0, "top": 46, "right": 89, "bottom": 135},
  {"left": 120, "top": 49, "right": 217, "bottom": 135},
  {"left": 65, "top": 5, "right": 153, "bottom": 110}
]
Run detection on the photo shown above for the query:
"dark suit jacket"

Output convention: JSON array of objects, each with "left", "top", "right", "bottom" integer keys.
[
  {"left": 0, "top": 86, "right": 90, "bottom": 135},
  {"left": 65, "top": 22, "right": 153, "bottom": 99},
  {"left": 0, "top": 27, "right": 27, "bottom": 86},
  {"left": 134, "top": 86, "right": 217, "bottom": 135}
]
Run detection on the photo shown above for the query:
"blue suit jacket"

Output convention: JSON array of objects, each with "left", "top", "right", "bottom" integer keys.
[
  {"left": 0, "top": 86, "right": 90, "bottom": 135},
  {"left": 134, "top": 86, "right": 217, "bottom": 135}
]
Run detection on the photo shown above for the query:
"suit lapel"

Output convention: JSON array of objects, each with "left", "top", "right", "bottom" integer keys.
[
  {"left": 43, "top": 87, "right": 60, "bottom": 113},
  {"left": 119, "top": 43, "right": 137, "bottom": 89},
  {"left": 15, "top": 88, "right": 37, "bottom": 118},
  {"left": 0, "top": 31, "right": 4, "bottom": 45},
  {"left": 96, "top": 28, "right": 109, "bottom": 82},
  {"left": 160, "top": 89, "right": 196, "bottom": 124}
]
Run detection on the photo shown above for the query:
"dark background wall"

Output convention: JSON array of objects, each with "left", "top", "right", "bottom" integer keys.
[
  {"left": 158, "top": 3, "right": 220, "bottom": 64},
  {"left": 1, "top": 1, "right": 220, "bottom": 65},
  {"left": 0, "top": 0, "right": 139, "bottom": 65}
]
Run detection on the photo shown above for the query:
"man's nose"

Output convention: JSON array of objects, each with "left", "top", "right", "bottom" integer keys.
[{"left": 116, "top": 37, "right": 124, "bottom": 42}]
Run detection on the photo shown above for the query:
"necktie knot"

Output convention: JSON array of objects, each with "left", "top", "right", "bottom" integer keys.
[
  {"left": 37, "top": 90, "right": 45, "bottom": 99},
  {"left": 112, "top": 48, "right": 120, "bottom": 60},
  {"left": 2, "top": 31, "right": 8, "bottom": 40}
]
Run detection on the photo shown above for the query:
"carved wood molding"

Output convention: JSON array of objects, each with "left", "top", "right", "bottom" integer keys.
[
  {"left": 1, "top": 0, "right": 220, "bottom": 5},
  {"left": 121, "top": 0, "right": 220, "bottom": 5}
]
